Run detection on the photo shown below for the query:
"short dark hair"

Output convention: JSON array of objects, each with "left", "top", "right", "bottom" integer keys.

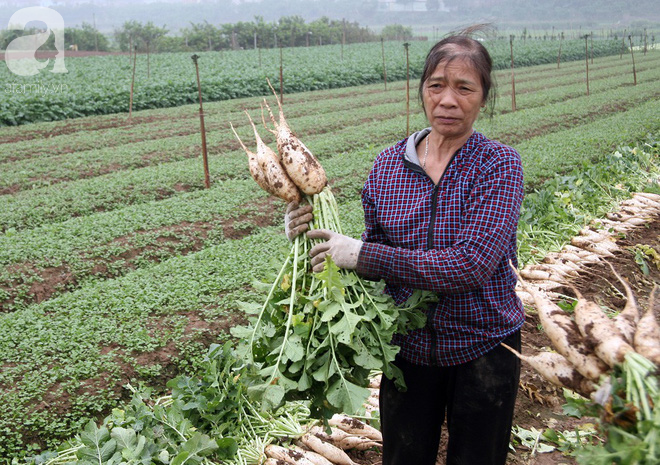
[{"left": 418, "top": 25, "right": 497, "bottom": 116}]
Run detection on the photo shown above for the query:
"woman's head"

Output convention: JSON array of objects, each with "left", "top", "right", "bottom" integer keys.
[{"left": 419, "top": 26, "right": 496, "bottom": 116}]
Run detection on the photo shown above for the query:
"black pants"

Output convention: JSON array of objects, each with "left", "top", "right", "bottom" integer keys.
[{"left": 379, "top": 331, "right": 521, "bottom": 465}]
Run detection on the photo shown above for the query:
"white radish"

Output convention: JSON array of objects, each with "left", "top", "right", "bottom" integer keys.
[
  {"left": 310, "top": 426, "right": 380, "bottom": 451},
  {"left": 297, "top": 433, "right": 357, "bottom": 465},
  {"left": 368, "top": 375, "right": 381, "bottom": 389},
  {"left": 263, "top": 79, "right": 327, "bottom": 195},
  {"left": 290, "top": 445, "right": 335, "bottom": 465},
  {"left": 265, "top": 444, "right": 316, "bottom": 465},
  {"left": 502, "top": 344, "right": 596, "bottom": 398},
  {"left": 245, "top": 110, "right": 301, "bottom": 203},
  {"left": 634, "top": 192, "right": 660, "bottom": 206},
  {"left": 633, "top": 285, "right": 660, "bottom": 365},
  {"left": 513, "top": 266, "right": 608, "bottom": 380},
  {"left": 561, "top": 245, "right": 602, "bottom": 263},
  {"left": 327, "top": 414, "right": 382, "bottom": 442},
  {"left": 230, "top": 122, "right": 275, "bottom": 196},
  {"left": 263, "top": 459, "right": 285, "bottom": 465},
  {"left": 572, "top": 287, "right": 635, "bottom": 368},
  {"left": 519, "top": 267, "right": 567, "bottom": 282},
  {"left": 570, "top": 235, "right": 618, "bottom": 257},
  {"left": 608, "top": 262, "right": 640, "bottom": 344}
]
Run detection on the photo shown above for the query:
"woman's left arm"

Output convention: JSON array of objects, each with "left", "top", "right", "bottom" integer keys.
[{"left": 356, "top": 150, "right": 524, "bottom": 293}]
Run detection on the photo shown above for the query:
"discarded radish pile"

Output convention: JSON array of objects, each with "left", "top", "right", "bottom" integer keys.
[
  {"left": 508, "top": 192, "right": 660, "bottom": 462},
  {"left": 230, "top": 81, "right": 433, "bottom": 420}
]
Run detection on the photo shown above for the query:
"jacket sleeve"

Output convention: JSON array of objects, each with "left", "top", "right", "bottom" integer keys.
[{"left": 356, "top": 147, "right": 524, "bottom": 294}]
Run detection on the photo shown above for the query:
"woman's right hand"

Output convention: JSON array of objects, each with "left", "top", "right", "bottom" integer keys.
[{"left": 284, "top": 201, "right": 314, "bottom": 241}]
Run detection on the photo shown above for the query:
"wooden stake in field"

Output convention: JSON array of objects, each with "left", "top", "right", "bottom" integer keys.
[
  {"left": 279, "top": 45, "right": 284, "bottom": 104},
  {"left": 403, "top": 42, "right": 410, "bottom": 137},
  {"left": 583, "top": 34, "right": 590, "bottom": 96},
  {"left": 509, "top": 35, "right": 516, "bottom": 112},
  {"left": 129, "top": 45, "right": 137, "bottom": 119},
  {"left": 590, "top": 32, "right": 594, "bottom": 64},
  {"left": 628, "top": 35, "right": 637, "bottom": 85},
  {"left": 191, "top": 54, "right": 211, "bottom": 189},
  {"left": 381, "top": 37, "right": 388, "bottom": 90},
  {"left": 557, "top": 32, "right": 563, "bottom": 68}
]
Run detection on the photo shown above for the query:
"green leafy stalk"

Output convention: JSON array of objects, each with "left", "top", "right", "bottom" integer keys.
[{"left": 234, "top": 187, "right": 434, "bottom": 418}]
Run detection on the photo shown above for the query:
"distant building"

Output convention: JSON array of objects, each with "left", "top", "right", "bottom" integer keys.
[{"left": 378, "top": 0, "right": 448, "bottom": 12}]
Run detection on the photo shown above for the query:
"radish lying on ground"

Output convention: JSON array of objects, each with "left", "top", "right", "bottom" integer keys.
[
  {"left": 633, "top": 284, "right": 660, "bottom": 365},
  {"left": 502, "top": 344, "right": 596, "bottom": 398},
  {"left": 572, "top": 286, "right": 635, "bottom": 368},
  {"left": 513, "top": 265, "right": 608, "bottom": 380},
  {"left": 608, "top": 262, "right": 640, "bottom": 344}
]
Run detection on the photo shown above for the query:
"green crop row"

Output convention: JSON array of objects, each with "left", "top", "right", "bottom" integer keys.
[
  {"left": 1, "top": 59, "right": 658, "bottom": 237},
  {"left": 0, "top": 39, "right": 624, "bottom": 126}
]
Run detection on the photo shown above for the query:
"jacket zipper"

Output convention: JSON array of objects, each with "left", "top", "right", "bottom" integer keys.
[
  {"left": 425, "top": 153, "right": 457, "bottom": 366},
  {"left": 428, "top": 183, "right": 440, "bottom": 366}
]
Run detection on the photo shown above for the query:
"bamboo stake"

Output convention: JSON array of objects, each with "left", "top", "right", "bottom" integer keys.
[
  {"left": 381, "top": 37, "right": 387, "bottom": 90},
  {"left": 583, "top": 34, "right": 590, "bottom": 96},
  {"left": 403, "top": 42, "right": 410, "bottom": 137},
  {"left": 129, "top": 45, "right": 137, "bottom": 119},
  {"left": 557, "top": 33, "right": 563, "bottom": 68},
  {"left": 279, "top": 45, "right": 284, "bottom": 104},
  {"left": 191, "top": 54, "right": 210, "bottom": 189},
  {"left": 628, "top": 35, "right": 637, "bottom": 86},
  {"left": 509, "top": 35, "right": 516, "bottom": 112}
]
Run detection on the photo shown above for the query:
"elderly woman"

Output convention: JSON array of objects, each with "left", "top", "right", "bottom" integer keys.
[{"left": 287, "top": 28, "right": 525, "bottom": 465}]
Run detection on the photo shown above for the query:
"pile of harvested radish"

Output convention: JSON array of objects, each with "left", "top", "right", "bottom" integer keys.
[{"left": 508, "top": 192, "right": 660, "bottom": 461}]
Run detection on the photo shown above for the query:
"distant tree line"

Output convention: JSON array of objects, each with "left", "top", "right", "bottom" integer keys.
[{"left": 0, "top": 16, "right": 421, "bottom": 54}]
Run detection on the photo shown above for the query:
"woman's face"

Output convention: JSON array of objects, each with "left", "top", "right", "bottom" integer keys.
[{"left": 422, "top": 58, "right": 485, "bottom": 141}]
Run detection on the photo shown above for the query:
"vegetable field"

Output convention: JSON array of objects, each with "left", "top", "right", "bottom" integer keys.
[
  {"left": 0, "top": 38, "right": 623, "bottom": 126},
  {"left": 0, "top": 46, "right": 659, "bottom": 463}
]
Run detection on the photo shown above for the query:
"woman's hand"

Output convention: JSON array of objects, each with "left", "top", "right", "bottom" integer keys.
[
  {"left": 284, "top": 201, "right": 314, "bottom": 241},
  {"left": 307, "top": 229, "right": 363, "bottom": 273}
]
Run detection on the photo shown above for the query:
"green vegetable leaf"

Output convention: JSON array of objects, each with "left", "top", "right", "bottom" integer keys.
[{"left": 326, "top": 376, "right": 370, "bottom": 415}]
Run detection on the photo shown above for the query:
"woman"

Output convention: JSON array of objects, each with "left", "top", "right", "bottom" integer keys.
[{"left": 286, "top": 28, "right": 525, "bottom": 465}]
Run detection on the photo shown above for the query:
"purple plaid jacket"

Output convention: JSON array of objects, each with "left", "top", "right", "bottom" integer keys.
[{"left": 356, "top": 129, "right": 525, "bottom": 366}]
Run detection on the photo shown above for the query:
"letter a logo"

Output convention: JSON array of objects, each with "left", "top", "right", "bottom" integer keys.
[{"left": 5, "top": 7, "right": 68, "bottom": 76}]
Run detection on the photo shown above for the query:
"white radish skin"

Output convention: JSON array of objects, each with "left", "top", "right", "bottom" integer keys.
[
  {"left": 263, "top": 80, "right": 327, "bottom": 195},
  {"left": 633, "top": 286, "right": 660, "bottom": 365},
  {"left": 297, "top": 433, "right": 357, "bottom": 465},
  {"left": 230, "top": 122, "right": 275, "bottom": 196},
  {"left": 561, "top": 245, "right": 602, "bottom": 263},
  {"left": 634, "top": 192, "right": 660, "bottom": 207},
  {"left": 572, "top": 288, "right": 635, "bottom": 368},
  {"left": 502, "top": 344, "right": 596, "bottom": 398},
  {"left": 290, "top": 445, "right": 335, "bottom": 465},
  {"left": 578, "top": 228, "right": 612, "bottom": 242},
  {"left": 327, "top": 414, "right": 382, "bottom": 442},
  {"left": 514, "top": 267, "right": 608, "bottom": 380},
  {"left": 368, "top": 375, "right": 381, "bottom": 389},
  {"left": 263, "top": 459, "right": 285, "bottom": 465},
  {"left": 265, "top": 444, "right": 316, "bottom": 465},
  {"left": 608, "top": 262, "right": 639, "bottom": 344},
  {"left": 519, "top": 268, "right": 566, "bottom": 282},
  {"left": 245, "top": 111, "right": 301, "bottom": 203},
  {"left": 309, "top": 426, "right": 380, "bottom": 452},
  {"left": 570, "top": 236, "right": 618, "bottom": 257}
]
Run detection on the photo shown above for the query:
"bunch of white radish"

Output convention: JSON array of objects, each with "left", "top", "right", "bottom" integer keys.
[
  {"left": 229, "top": 80, "right": 432, "bottom": 450},
  {"left": 230, "top": 87, "right": 327, "bottom": 202}
]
